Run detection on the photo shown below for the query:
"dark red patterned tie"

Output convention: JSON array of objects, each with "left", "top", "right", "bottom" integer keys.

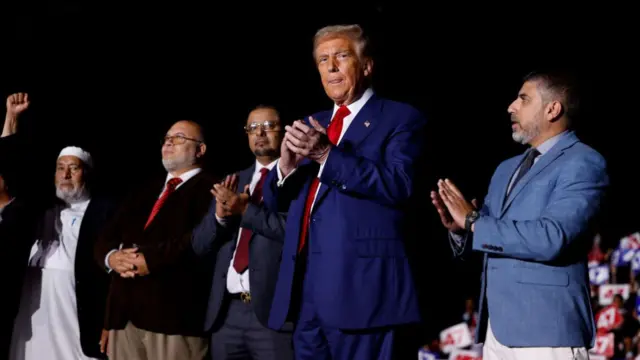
[
  {"left": 232, "top": 167, "right": 269, "bottom": 273},
  {"left": 297, "top": 105, "right": 350, "bottom": 253},
  {"left": 145, "top": 177, "right": 183, "bottom": 229}
]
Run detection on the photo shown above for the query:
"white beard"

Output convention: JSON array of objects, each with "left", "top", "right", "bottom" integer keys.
[
  {"left": 162, "top": 153, "right": 197, "bottom": 173},
  {"left": 56, "top": 184, "right": 90, "bottom": 204}
]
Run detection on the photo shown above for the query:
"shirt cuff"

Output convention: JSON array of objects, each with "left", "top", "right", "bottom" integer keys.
[
  {"left": 276, "top": 160, "right": 297, "bottom": 187},
  {"left": 105, "top": 249, "right": 118, "bottom": 273},
  {"left": 449, "top": 231, "right": 468, "bottom": 256},
  {"left": 450, "top": 231, "right": 464, "bottom": 245},
  {"left": 215, "top": 214, "right": 228, "bottom": 227}
]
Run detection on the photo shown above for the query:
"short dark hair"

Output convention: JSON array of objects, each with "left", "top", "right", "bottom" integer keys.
[
  {"left": 523, "top": 70, "right": 580, "bottom": 123},
  {"left": 249, "top": 104, "right": 280, "bottom": 118}
]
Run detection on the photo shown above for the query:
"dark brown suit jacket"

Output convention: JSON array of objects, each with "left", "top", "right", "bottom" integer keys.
[{"left": 94, "top": 170, "right": 215, "bottom": 336}]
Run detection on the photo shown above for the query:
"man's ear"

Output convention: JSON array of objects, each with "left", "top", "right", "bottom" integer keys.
[
  {"left": 546, "top": 100, "right": 563, "bottom": 122},
  {"left": 197, "top": 143, "right": 207, "bottom": 158},
  {"left": 363, "top": 57, "right": 374, "bottom": 78}
]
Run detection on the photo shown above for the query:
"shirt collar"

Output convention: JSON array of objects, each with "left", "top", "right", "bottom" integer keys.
[
  {"left": 534, "top": 130, "right": 568, "bottom": 156},
  {"left": 255, "top": 158, "right": 278, "bottom": 174},
  {"left": 165, "top": 167, "right": 202, "bottom": 185},
  {"left": 332, "top": 87, "right": 374, "bottom": 118}
]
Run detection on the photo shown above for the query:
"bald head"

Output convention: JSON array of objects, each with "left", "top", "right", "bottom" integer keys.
[
  {"left": 162, "top": 120, "right": 207, "bottom": 176},
  {"left": 172, "top": 120, "right": 205, "bottom": 142}
]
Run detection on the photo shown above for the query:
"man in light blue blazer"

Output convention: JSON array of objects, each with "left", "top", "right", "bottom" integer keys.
[{"left": 431, "top": 70, "right": 608, "bottom": 360}]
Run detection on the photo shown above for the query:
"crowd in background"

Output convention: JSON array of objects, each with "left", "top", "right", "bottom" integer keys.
[{"left": 417, "top": 232, "right": 640, "bottom": 360}]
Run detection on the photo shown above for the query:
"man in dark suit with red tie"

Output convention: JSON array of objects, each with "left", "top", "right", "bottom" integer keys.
[
  {"left": 94, "top": 120, "right": 215, "bottom": 360},
  {"left": 262, "top": 25, "right": 426, "bottom": 359},
  {"left": 192, "top": 105, "right": 293, "bottom": 360}
]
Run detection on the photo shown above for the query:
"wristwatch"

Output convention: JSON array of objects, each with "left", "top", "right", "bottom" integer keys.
[{"left": 465, "top": 210, "right": 480, "bottom": 231}]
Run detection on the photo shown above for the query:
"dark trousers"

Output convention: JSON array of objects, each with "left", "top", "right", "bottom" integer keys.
[
  {"left": 292, "top": 252, "right": 395, "bottom": 360},
  {"left": 210, "top": 297, "right": 293, "bottom": 360}
]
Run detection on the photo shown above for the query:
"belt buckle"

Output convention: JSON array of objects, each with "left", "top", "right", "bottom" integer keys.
[{"left": 240, "top": 292, "right": 251, "bottom": 303}]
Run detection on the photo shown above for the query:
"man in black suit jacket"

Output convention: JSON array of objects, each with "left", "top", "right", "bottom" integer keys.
[
  {"left": 95, "top": 120, "right": 214, "bottom": 360},
  {"left": 2, "top": 93, "right": 116, "bottom": 360},
  {"left": 0, "top": 159, "right": 37, "bottom": 360},
  {"left": 192, "top": 105, "right": 293, "bottom": 360}
]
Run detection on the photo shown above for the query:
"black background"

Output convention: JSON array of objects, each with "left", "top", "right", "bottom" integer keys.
[{"left": 1, "top": 1, "right": 637, "bottom": 350}]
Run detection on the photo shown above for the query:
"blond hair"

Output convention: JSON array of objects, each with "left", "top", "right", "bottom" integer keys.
[{"left": 313, "top": 24, "right": 370, "bottom": 59}]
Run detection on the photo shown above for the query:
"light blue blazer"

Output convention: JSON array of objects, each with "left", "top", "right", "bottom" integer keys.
[{"left": 453, "top": 131, "right": 609, "bottom": 347}]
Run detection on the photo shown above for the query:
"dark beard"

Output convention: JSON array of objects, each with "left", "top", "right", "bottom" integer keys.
[{"left": 254, "top": 148, "right": 278, "bottom": 158}]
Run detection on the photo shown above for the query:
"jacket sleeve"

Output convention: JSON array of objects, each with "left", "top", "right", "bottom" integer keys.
[
  {"left": 191, "top": 198, "right": 236, "bottom": 257},
  {"left": 93, "top": 199, "right": 129, "bottom": 273},
  {"left": 449, "top": 197, "right": 490, "bottom": 260},
  {"left": 239, "top": 202, "right": 286, "bottom": 243},
  {"left": 262, "top": 162, "right": 312, "bottom": 213},
  {"left": 472, "top": 155, "right": 609, "bottom": 262}
]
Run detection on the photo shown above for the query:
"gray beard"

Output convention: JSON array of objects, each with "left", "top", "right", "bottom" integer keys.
[
  {"left": 56, "top": 184, "right": 90, "bottom": 204},
  {"left": 511, "top": 121, "right": 542, "bottom": 145},
  {"left": 162, "top": 156, "right": 196, "bottom": 173}
]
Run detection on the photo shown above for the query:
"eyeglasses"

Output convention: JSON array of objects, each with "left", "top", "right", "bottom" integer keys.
[
  {"left": 244, "top": 120, "right": 281, "bottom": 134},
  {"left": 163, "top": 135, "right": 203, "bottom": 145}
]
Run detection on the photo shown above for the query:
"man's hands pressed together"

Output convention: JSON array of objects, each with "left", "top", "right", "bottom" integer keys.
[
  {"left": 211, "top": 174, "right": 250, "bottom": 218},
  {"left": 283, "top": 118, "right": 332, "bottom": 165},
  {"left": 107, "top": 247, "right": 149, "bottom": 278},
  {"left": 431, "top": 179, "right": 477, "bottom": 232}
]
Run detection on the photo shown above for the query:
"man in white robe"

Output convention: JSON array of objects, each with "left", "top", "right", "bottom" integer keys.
[{"left": 9, "top": 146, "right": 113, "bottom": 360}]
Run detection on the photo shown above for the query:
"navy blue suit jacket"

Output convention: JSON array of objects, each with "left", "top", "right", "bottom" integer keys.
[{"left": 263, "top": 94, "right": 426, "bottom": 330}]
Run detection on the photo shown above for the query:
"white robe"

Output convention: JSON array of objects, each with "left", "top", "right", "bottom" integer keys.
[{"left": 9, "top": 199, "right": 99, "bottom": 360}]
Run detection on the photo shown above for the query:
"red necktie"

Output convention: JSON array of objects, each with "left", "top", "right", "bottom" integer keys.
[
  {"left": 233, "top": 167, "right": 269, "bottom": 273},
  {"left": 297, "top": 105, "right": 350, "bottom": 253},
  {"left": 144, "top": 177, "right": 183, "bottom": 229}
]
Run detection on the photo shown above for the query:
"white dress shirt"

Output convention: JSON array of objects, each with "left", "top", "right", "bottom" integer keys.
[
  {"left": 276, "top": 87, "right": 374, "bottom": 214},
  {"left": 11, "top": 198, "right": 97, "bottom": 360},
  {"left": 220, "top": 159, "right": 278, "bottom": 294},
  {"left": 104, "top": 167, "right": 202, "bottom": 269}
]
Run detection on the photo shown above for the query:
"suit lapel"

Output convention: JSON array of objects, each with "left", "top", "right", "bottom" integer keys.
[
  {"left": 308, "top": 112, "right": 332, "bottom": 212},
  {"left": 337, "top": 93, "right": 381, "bottom": 149},
  {"left": 497, "top": 156, "right": 525, "bottom": 213},
  {"left": 500, "top": 132, "right": 579, "bottom": 216},
  {"left": 228, "top": 165, "right": 255, "bottom": 254},
  {"left": 237, "top": 164, "right": 255, "bottom": 196},
  {"left": 144, "top": 172, "right": 203, "bottom": 231},
  {"left": 312, "top": 95, "right": 381, "bottom": 212}
]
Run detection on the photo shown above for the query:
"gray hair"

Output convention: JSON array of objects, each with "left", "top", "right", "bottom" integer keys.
[{"left": 313, "top": 24, "right": 370, "bottom": 60}]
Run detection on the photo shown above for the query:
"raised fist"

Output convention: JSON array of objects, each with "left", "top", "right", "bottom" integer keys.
[{"left": 6, "top": 92, "right": 30, "bottom": 116}]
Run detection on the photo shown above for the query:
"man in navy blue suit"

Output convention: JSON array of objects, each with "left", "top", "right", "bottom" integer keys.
[
  {"left": 261, "top": 24, "right": 426, "bottom": 359},
  {"left": 431, "top": 70, "right": 608, "bottom": 359}
]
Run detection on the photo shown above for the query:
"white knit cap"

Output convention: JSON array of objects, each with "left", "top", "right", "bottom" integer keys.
[{"left": 58, "top": 146, "right": 93, "bottom": 167}]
